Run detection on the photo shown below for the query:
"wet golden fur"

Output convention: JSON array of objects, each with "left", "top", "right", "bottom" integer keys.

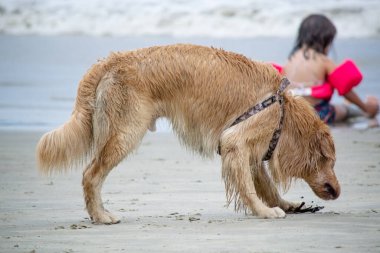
[{"left": 36, "top": 44, "right": 340, "bottom": 224}]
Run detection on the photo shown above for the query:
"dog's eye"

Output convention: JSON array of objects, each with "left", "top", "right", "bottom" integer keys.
[{"left": 319, "top": 155, "right": 328, "bottom": 165}]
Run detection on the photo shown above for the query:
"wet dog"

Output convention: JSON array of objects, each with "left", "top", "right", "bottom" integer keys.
[{"left": 37, "top": 44, "right": 340, "bottom": 224}]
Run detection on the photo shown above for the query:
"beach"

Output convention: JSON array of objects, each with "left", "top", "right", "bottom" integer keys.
[
  {"left": 0, "top": 34, "right": 380, "bottom": 253},
  {"left": 1, "top": 24, "right": 380, "bottom": 253},
  {"left": 1, "top": 0, "right": 380, "bottom": 251},
  {"left": 0, "top": 128, "right": 380, "bottom": 253}
]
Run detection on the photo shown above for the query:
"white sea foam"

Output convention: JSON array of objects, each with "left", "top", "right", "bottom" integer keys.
[{"left": 0, "top": 0, "right": 379, "bottom": 38}]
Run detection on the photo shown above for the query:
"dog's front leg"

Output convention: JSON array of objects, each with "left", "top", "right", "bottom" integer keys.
[
  {"left": 220, "top": 143, "right": 286, "bottom": 219},
  {"left": 253, "top": 163, "right": 301, "bottom": 212}
]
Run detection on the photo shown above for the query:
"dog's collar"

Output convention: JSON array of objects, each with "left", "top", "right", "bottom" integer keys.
[{"left": 218, "top": 78, "right": 290, "bottom": 162}]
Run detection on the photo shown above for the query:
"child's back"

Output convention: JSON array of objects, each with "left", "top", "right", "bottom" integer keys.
[{"left": 284, "top": 48, "right": 335, "bottom": 106}]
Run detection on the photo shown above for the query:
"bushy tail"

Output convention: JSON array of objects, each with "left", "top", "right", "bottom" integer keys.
[{"left": 36, "top": 61, "right": 108, "bottom": 174}]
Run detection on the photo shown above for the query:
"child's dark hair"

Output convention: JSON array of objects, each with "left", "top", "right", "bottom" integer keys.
[{"left": 289, "top": 14, "right": 336, "bottom": 59}]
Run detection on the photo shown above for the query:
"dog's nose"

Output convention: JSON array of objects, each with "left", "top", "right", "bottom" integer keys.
[{"left": 324, "top": 183, "right": 339, "bottom": 199}]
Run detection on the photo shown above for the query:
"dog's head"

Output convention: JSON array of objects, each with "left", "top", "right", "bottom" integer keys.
[
  {"left": 275, "top": 96, "right": 340, "bottom": 200},
  {"left": 301, "top": 124, "right": 340, "bottom": 200}
]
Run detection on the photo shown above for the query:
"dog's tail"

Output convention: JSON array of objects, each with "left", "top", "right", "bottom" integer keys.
[{"left": 36, "top": 61, "right": 108, "bottom": 174}]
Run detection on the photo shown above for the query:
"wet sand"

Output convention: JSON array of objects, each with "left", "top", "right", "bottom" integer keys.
[
  {"left": 0, "top": 129, "right": 380, "bottom": 253},
  {"left": 1, "top": 34, "right": 380, "bottom": 252}
]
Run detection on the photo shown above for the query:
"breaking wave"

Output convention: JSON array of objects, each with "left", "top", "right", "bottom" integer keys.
[{"left": 0, "top": 0, "right": 379, "bottom": 38}]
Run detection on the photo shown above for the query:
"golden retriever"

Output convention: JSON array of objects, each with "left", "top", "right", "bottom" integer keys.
[{"left": 36, "top": 44, "right": 340, "bottom": 224}]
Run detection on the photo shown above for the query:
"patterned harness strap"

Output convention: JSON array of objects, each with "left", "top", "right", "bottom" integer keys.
[
  {"left": 262, "top": 78, "right": 289, "bottom": 162},
  {"left": 218, "top": 77, "right": 290, "bottom": 162}
]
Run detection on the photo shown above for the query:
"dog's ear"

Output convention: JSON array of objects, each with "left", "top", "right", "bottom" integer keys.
[{"left": 315, "top": 126, "right": 336, "bottom": 162}]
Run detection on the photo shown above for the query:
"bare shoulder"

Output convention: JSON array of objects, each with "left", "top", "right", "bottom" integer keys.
[{"left": 321, "top": 55, "right": 337, "bottom": 74}]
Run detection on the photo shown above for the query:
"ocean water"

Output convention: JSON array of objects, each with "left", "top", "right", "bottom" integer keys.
[
  {"left": 0, "top": 0, "right": 380, "bottom": 38},
  {"left": 0, "top": 0, "right": 379, "bottom": 132},
  {"left": 0, "top": 35, "right": 379, "bottom": 132}
]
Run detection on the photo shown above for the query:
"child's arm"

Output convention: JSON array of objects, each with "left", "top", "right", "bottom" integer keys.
[
  {"left": 324, "top": 57, "right": 336, "bottom": 75},
  {"left": 325, "top": 58, "right": 378, "bottom": 118},
  {"left": 342, "top": 90, "right": 367, "bottom": 113}
]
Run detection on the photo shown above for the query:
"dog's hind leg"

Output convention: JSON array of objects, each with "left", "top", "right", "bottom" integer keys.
[
  {"left": 82, "top": 122, "right": 149, "bottom": 224},
  {"left": 82, "top": 77, "right": 153, "bottom": 224},
  {"left": 220, "top": 132, "right": 286, "bottom": 219},
  {"left": 82, "top": 151, "right": 120, "bottom": 224}
]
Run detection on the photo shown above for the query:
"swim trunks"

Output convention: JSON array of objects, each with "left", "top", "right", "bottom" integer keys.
[{"left": 314, "top": 100, "right": 336, "bottom": 124}]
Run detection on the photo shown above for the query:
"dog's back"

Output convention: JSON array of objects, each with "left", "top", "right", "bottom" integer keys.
[{"left": 121, "top": 44, "right": 283, "bottom": 155}]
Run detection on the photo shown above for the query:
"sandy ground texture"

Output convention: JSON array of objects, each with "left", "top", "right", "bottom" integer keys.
[{"left": 0, "top": 129, "right": 380, "bottom": 253}]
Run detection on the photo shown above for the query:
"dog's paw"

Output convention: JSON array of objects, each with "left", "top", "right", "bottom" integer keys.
[
  {"left": 257, "top": 206, "right": 286, "bottom": 219},
  {"left": 279, "top": 200, "right": 303, "bottom": 213},
  {"left": 91, "top": 211, "right": 121, "bottom": 225}
]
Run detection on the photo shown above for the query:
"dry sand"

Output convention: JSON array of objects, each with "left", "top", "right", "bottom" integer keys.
[{"left": 0, "top": 128, "right": 380, "bottom": 253}]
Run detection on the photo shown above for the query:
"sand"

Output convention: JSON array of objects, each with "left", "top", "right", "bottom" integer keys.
[
  {"left": 0, "top": 34, "right": 380, "bottom": 252},
  {"left": 0, "top": 128, "right": 380, "bottom": 253}
]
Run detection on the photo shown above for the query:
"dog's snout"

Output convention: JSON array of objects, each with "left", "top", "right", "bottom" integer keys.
[{"left": 324, "top": 183, "right": 339, "bottom": 199}]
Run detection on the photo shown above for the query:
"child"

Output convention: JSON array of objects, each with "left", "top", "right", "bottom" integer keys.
[{"left": 280, "top": 14, "right": 378, "bottom": 125}]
